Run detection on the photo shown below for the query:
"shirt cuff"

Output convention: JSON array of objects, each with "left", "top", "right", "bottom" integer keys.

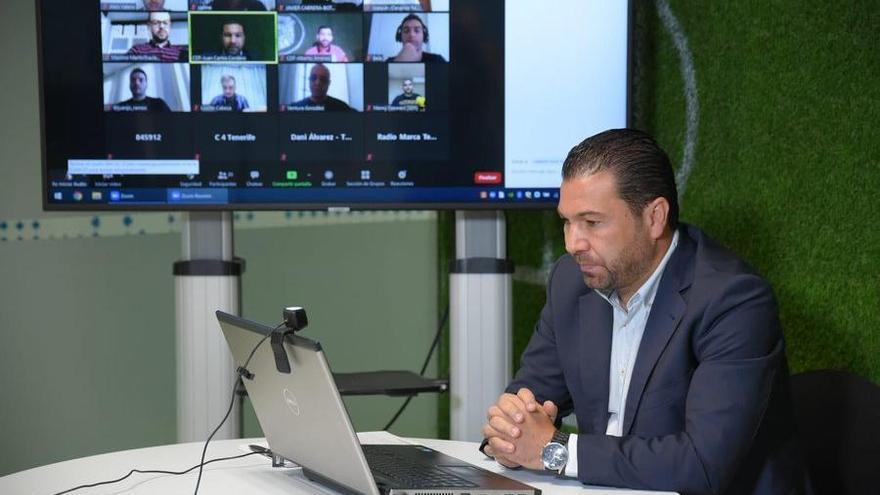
[{"left": 563, "top": 433, "right": 579, "bottom": 478}]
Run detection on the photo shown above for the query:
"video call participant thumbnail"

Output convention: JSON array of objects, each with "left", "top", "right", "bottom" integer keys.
[
  {"left": 367, "top": 13, "right": 448, "bottom": 62},
  {"left": 304, "top": 26, "right": 349, "bottom": 61},
  {"left": 278, "top": 13, "right": 363, "bottom": 62},
  {"left": 277, "top": 0, "right": 363, "bottom": 12},
  {"left": 391, "top": 78, "right": 422, "bottom": 108},
  {"left": 364, "top": 0, "right": 449, "bottom": 12},
  {"left": 282, "top": 64, "right": 362, "bottom": 112},
  {"left": 210, "top": 0, "right": 271, "bottom": 10},
  {"left": 142, "top": 0, "right": 167, "bottom": 10},
  {"left": 390, "top": 14, "right": 443, "bottom": 61},
  {"left": 208, "top": 75, "right": 249, "bottom": 110},
  {"left": 104, "top": 63, "right": 190, "bottom": 112},
  {"left": 369, "top": 62, "right": 425, "bottom": 111},
  {"left": 188, "top": 0, "right": 272, "bottom": 10},
  {"left": 101, "top": 0, "right": 186, "bottom": 11},
  {"left": 113, "top": 68, "right": 171, "bottom": 112},
  {"left": 190, "top": 13, "right": 277, "bottom": 63},
  {"left": 199, "top": 64, "right": 268, "bottom": 112},
  {"left": 126, "top": 12, "right": 188, "bottom": 62}
]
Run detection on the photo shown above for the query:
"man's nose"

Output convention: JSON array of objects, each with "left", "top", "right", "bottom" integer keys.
[{"left": 565, "top": 229, "right": 590, "bottom": 255}]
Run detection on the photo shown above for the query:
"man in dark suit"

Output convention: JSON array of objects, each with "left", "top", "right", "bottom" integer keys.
[{"left": 481, "top": 129, "right": 809, "bottom": 494}]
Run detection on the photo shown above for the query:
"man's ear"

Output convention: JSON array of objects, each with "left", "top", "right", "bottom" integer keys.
[{"left": 643, "top": 197, "right": 670, "bottom": 240}]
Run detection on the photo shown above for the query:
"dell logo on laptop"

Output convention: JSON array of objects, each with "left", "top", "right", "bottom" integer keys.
[{"left": 282, "top": 388, "right": 301, "bottom": 416}]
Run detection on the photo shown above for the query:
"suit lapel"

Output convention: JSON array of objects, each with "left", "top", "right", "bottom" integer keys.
[
  {"left": 621, "top": 230, "right": 695, "bottom": 434},
  {"left": 578, "top": 292, "right": 613, "bottom": 434}
]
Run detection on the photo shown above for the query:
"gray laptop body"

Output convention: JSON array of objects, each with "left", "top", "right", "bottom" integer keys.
[{"left": 217, "top": 311, "right": 540, "bottom": 495}]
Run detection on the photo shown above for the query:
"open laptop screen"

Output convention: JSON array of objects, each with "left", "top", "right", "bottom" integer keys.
[{"left": 217, "top": 311, "right": 380, "bottom": 495}]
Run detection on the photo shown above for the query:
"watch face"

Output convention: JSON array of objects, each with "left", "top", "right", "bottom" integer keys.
[{"left": 542, "top": 442, "right": 568, "bottom": 471}]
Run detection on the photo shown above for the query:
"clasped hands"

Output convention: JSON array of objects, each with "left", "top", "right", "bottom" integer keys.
[{"left": 481, "top": 387, "right": 558, "bottom": 470}]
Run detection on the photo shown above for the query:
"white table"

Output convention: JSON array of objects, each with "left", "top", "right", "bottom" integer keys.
[{"left": 0, "top": 432, "right": 674, "bottom": 494}]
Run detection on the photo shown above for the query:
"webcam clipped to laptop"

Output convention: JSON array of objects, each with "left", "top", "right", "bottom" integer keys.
[{"left": 216, "top": 310, "right": 540, "bottom": 495}]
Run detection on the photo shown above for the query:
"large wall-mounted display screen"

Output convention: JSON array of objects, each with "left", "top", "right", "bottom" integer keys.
[{"left": 38, "top": 0, "right": 629, "bottom": 210}]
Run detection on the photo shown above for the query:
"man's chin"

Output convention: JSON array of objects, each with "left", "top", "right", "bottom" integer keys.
[{"left": 582, "top": 274, "right": 610, "bottom": 291}]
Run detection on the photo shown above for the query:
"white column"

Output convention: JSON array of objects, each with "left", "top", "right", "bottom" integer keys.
[
  {"left": 450, "top": 271, "right": 512, "bottom": 441},
  {"left": 175, "top": 274, "right": 240, "bottom": 442},
  {"left": 174, "top": 212, "right": 242, "bottom": 442},
  {"left": 449, "top": 211, "right": 513, "bottom": 441}
]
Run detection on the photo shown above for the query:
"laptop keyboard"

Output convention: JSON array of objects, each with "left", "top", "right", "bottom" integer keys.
[{"left": 362, "top": 445, "right": 479, "bottom": 489}]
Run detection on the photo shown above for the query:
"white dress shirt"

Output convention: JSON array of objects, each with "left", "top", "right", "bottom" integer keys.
[{"left": 564, "top": 230, "right": 679, "bottom": 477}]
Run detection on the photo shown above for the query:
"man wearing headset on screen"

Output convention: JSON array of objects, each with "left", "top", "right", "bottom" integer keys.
[{"left": 387, "top": 14, "right": 446, "bottom": 62}]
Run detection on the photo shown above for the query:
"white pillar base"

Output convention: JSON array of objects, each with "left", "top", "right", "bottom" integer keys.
[
  {"left": 449, "top": 272, "right": 512, "bottom": 441},
  {"left": 175, "top": 274, "right": 240, "bottom": 442}
]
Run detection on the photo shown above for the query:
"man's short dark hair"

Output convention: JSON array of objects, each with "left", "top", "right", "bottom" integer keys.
[
  {"left": 222, "top": 20, "right": 244, "bottom": 32},
  {"left": 317, "top": 25, "right": 332, "bottom": 33},
  {"left": 130, "top": 67, "right": 147, "bottom": 80},
  {"left": 561, "top": 128, "right": 679, "bottom": 229}
]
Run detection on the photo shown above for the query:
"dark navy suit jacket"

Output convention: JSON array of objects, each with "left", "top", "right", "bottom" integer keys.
[{"left": 508, "top": 225, "right": 809, "bottom": 495}]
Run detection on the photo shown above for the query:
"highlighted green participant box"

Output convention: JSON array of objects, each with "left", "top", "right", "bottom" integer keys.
[{"left": 189, "top": 11, "right": 278, "bottom": 64}]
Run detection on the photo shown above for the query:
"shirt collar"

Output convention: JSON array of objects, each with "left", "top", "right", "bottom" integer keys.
[{"left": 595, "top": 229, "right": 680, "bottom": 313}]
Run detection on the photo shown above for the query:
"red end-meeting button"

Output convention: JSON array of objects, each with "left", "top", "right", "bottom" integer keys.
[{"left": 474, "top": 171, "right": 502, "bottom": 184}]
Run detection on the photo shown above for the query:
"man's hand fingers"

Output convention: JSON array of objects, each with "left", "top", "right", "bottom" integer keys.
[
  {"left": 487, "top": 436, "right": 516, "bottom": 456},
  {"left": 482, "top": 415, "right": 519, "bottom": 440},
  {"left": 497, "top": 393, "right": 528, "bottom": 423},
  {"left": 489, "top": 415, "right": 521, "bottom": 439},
  {"left": 482, "top": 420, "right": 517, "bottom": 443},
  {"left": 517, "top": 388, "right": 539, "bottom": 413},
  {"left": 542, "top": 400, "right": 559, "bottom": 421},
  {"left": 494, "top": 455, "right": 522, "bottom": 469},
  {"left": 483, "top": 444, "right": 522, "bottom": 468},
  {"left": 486, "top": 405, "right": 508, "bottom": 421},
  {"left": 395, "top": 43, "right": 420, "bottom": 61}
]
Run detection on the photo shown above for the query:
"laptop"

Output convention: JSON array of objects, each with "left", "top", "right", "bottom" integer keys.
[{"left": 216, "top": 311, "right": 540, "bottom": 495}]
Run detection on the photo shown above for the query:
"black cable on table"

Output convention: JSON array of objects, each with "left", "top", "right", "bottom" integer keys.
[{"left": 51, "top": 451, "right": 261, "bottom": 495}]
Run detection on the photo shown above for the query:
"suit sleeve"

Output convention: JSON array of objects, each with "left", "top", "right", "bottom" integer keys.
[
  {"left": 506, "top": 258, "right": 575, "bottom": 420},
  {"left": 576, "top": 274, "right": 783, "bottom": 495}
]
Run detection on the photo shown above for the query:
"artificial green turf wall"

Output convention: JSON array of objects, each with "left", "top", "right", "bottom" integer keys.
[
  {"left": 437, "top": 0, "right": 878, "bottom": 439},
  {"left": 505, "top": 0, "right": 880, "bottom": 383}
]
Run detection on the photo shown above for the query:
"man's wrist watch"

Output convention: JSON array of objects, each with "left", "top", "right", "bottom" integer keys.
[{"left": 541, "top": 429, "right": 570, "bottom": 474}]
